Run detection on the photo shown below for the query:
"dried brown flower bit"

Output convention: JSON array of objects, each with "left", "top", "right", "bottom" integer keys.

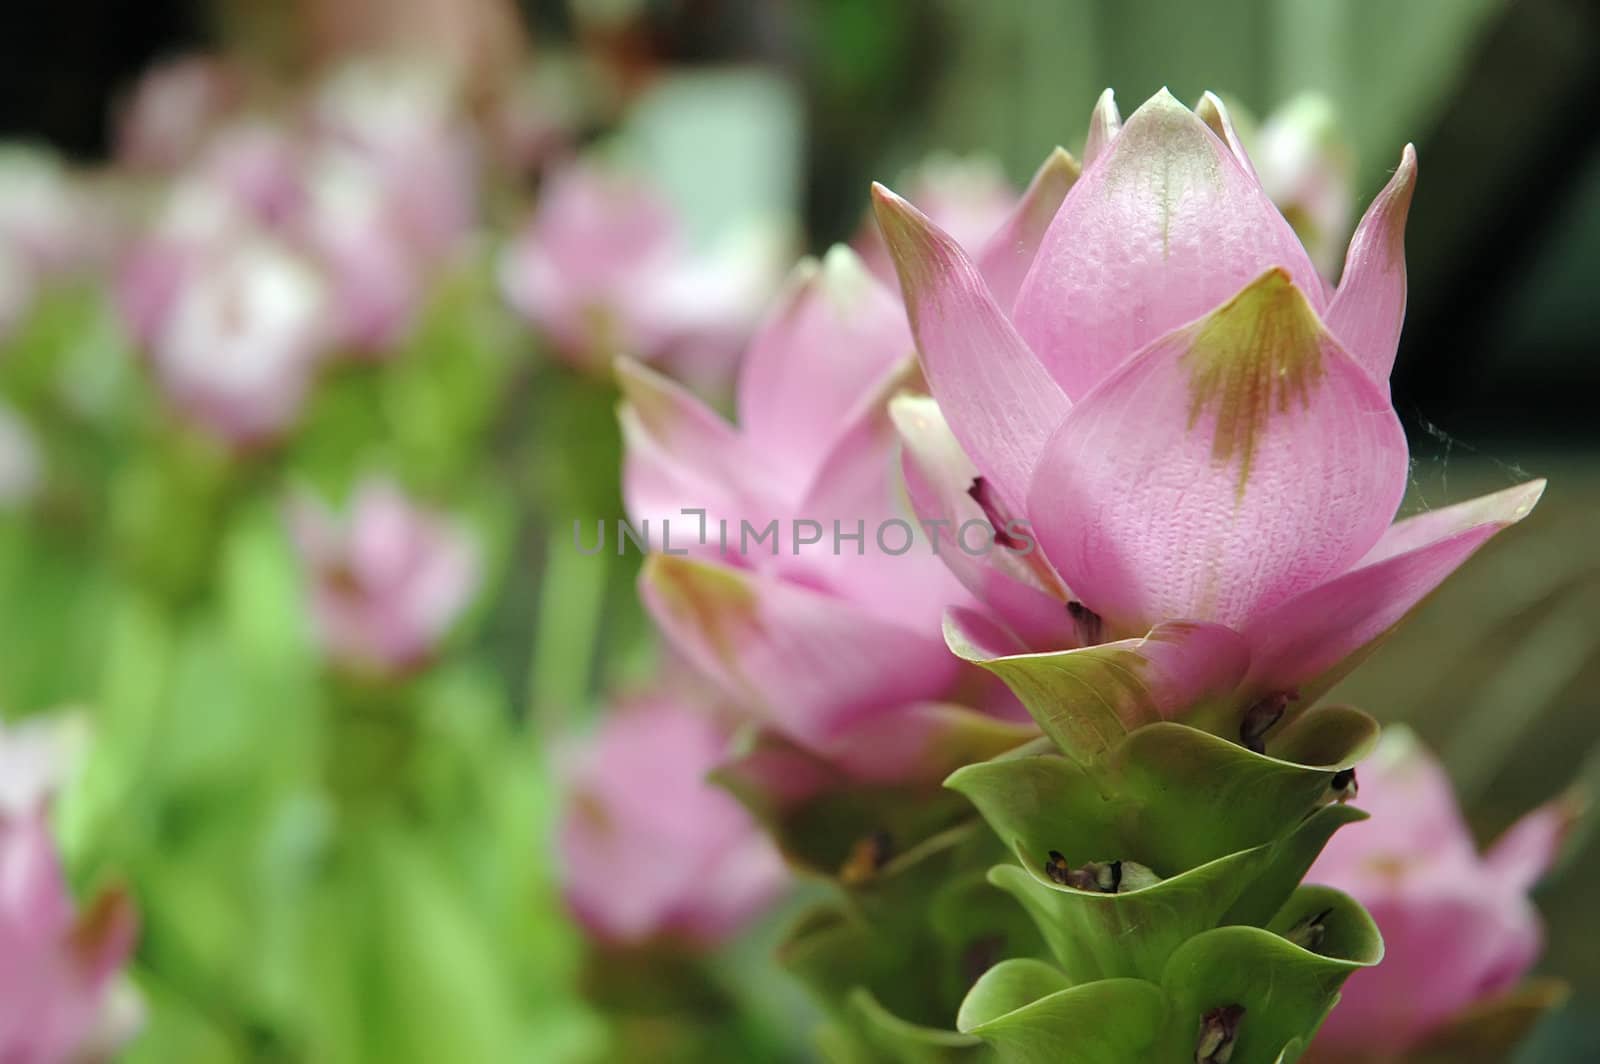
[
  {"left": 1042, "top": 851, "right": 1159, "bottom": 893},
  {"left": 1284, "top": 907, "right": 1334, "bottom": 953},
  {"left": 1066, "top": 600, "right": 1105, "bottom": 646},
  {"left": 1240, "top": 691, "right": 1295, "bottom": 754},
  {"left": 839, "top": 829, "right": 894, "bottom": 886},
  {"left": 1195, "top": 1003, "right": 1245, "bottom": 1063}
]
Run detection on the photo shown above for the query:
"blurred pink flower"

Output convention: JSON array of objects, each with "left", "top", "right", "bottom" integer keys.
[
  {"left": 557, "top": 695, "right": 787, "bottom": 947},
  {"left": 118, "top": 57, "right": 478, "bottom": 370},
  {"left": 126, "top": 191, "right": 331, "bottom": 446},
  {"left": 190, "top": 123, "right": 307, "bottom": 227},
  {"left": 1253, "top": 94, "right": 1357, "bottom": 283},
  {"left": 1306, "top": 730, "right": 1572, "bottom": 1059},
  {"left": 853, "top": 154, "right": 1019, "bottom": 288},
  {"left": 0, "top": 717, "right": 139, "bottom": 1064},
  {"left": 114, "top": 54, "right": 244, "bottom": 173},
  {"left": 296, "top": 144, "right": 429, "bottom": 354},
  {"left": 620, "top": 246, "right": 987, "bottom": 759},
  {"left": 875, "top": 88, "right": 1543, "bottom": 727},
  {"left": 0, "top": 148, "right": 92, "bottom": 277},
  {"left": 309, "top": 58, "right": 478, "bottom": 263},
  {"left": 288, "top": 479, "right": 481, "bottom": 676},
  {"left": 500, "top": 159, "right": 782, "bottom": 387}
]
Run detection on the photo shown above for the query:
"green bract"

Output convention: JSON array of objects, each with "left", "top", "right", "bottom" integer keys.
[{"left": 940, "top": 715, "right": 1382, "bottom": 1062}]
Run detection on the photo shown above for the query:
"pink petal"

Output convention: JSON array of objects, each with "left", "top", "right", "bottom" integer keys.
[
  {"left": 821, "top": 701, "right": 1037, "bottom": 785},
  {"left": 1082, "top": 88, "right": 1121, "bottom": 169},
  {"left": 1308, "top": 728, "right": 1480, "bottom": 877},
  {"left": 617, "top": 356, "right": 772, "bottom": 537},
  {"left": 1243, "top": 479, "right": 1544, "bottom": 694},
  {"left": 1325, "top": 144, "right": 1417, "bottom": 383},
  {"left": 1027, "top": 268, "right": 1407, "bottom": 636},
  {"left": 1485, "top": 793, "right": 1580, "bottom": 894},
  {"left": 1314, "top": 869, "right": 1541, "bottom": 1055},
  {"left": 890, "top": 395, "right": 1075, "bottom": 649},
  {"left": 974, "top": 147, "right": 1080, "bottom": 310},
  {"left": 1195, "top": 91, "right": 1260, "bottom": 180},
  {"left": 785, "top": 360, "right": 972, "bottom": 633},
  {"left": 736, "top": 247, "right": 915, "bottom": 489},
  {"left": 1014, "top": 89, "right": 1326, "bottom": 400},
  {"left": 640, "top": 554, "right": 961, "bottom": 754},
  {"left": 871, "top": 183, "right": 1069, "bottom": 516},
  {"left": 558, "top": 696, "right": 784, "bottom": 946}
]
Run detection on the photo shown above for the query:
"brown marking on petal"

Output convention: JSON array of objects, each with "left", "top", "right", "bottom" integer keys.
[
  {"left": 1182, "top": 269, "right": 1326, "bottom": 497},
  {"left": 644, "top": 555, "right": 760, "bottom": 673},
  {"left": 68, "top": 883, "right": 138, "bottom": 979},
  {"left": 1330, "top": 767, "right": 1359, "bottom": 803}
]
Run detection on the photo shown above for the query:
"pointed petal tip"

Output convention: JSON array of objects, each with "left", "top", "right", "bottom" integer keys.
[
  {"left": 1229, "top": 266, "right": 1312, "bottom": 315},
  {"left": 1499, "top": 477, "right": 1547, "bottom": 522},
  {"left": 611, "top": 352, "right": 650, "bottom": 393},
  {"left": 815, "top": 242, "right": 878, "bottom": 301},
  {"left": 1037, "top": 145, "right": 1082, "bottom": 183}
]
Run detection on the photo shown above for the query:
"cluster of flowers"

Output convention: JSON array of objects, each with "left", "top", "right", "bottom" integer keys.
[
  {"left": 0, "top": 42, "right": 799, "bottom": 1059},
  {"left": 557, "top": 88, "right": 1568, "bottom": 1060}
]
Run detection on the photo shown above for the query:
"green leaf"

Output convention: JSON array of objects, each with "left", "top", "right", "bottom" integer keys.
[
  {"left": 948, "top": 721, "right": 1371, "bottom": 881},
  {"left": 847, "top": 988, "right": 985, "bottom": 1063},
  {"left": 1154, "top": 904, "right": 1382, "bottom": 1064},
  {"left": 955, "top": 959, "right": 1071, "bottom": 1032},
  {"left": 987, "top": 841, "right": 1272, "bottom": 983},
  {"left": 1221, "top": 804, "right": 1369, "bottom": 928},
  {"left": 957, "top": 975, "right": 1165, "bottom": 1064},
  {"left": 946, "top": 619, "right": 1246, "bottom": 764}
]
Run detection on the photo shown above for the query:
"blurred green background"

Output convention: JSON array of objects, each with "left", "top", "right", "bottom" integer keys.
[{"left": 2, "top": 0, "right": 1597, "bottom": 1060}]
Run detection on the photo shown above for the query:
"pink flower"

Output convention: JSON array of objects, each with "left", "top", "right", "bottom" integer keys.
[
  {"left": 500, "top": 159, "right": 783, "bottom": 388},
  {"left": 853, "top": 154, "right": 1020, "bottom": 288},
  {"left": 1305, "top": 730, "right": 1572, "bottom": 1059},
  {"left": 619, "top": 246, "right": 990, "bottom": 759},
  {"left": 125, "top": 190, "right": 330, "bottom": 446},
  {"left": 874, "top": 88, "right": 1543, "bottom": 731},
  {"left": 0, "top": 148, "right": 95, "bottom": 279},
  {"left": 118, "top": 58, "right": 475, "bottom": 370},
  {"left": 309, "top": 58, "right": 478, "bottom": 265},
  {"left": 288, "top": 479, "right": 481, "bottom": 676},
  {"left": 114, "top": 54, "right": 244, "bottom": 173},
  {"left": 296, "top": 143, "right": 430, "bottom": 354},
  {"left": 0, "top": 718, "right": 139, "bottom": 1064},
  {"left": 557, "top": 694, "right": 787, "bottom": 947}
]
